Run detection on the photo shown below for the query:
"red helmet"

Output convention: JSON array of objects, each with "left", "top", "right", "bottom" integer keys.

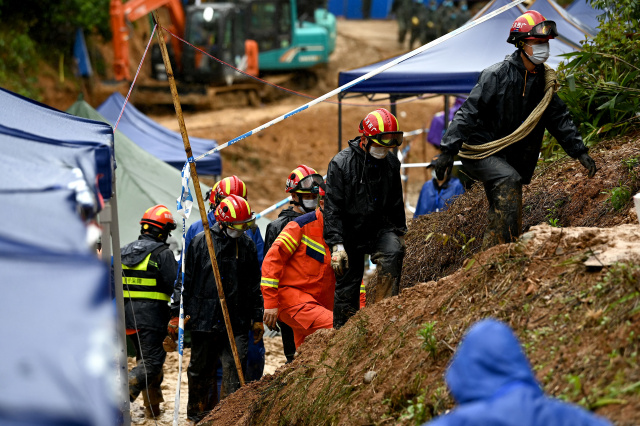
[
  {"left": 140, "top": 205, "right": 177, "bottom": 234},
  {"left": 507, "top": 11, "right": 558, "bottom": 45},
  {"left": 209, "top": 175, "right": 248, "bottom": 207},
  {"left": 359, "top": 108, "right": 403, "bottom": 147},
  {"left": 285, "top": 165, "right": 323, "bottom": 194},
  {"left": 214, "top": 194, "right": 255, "bottom": 230}
]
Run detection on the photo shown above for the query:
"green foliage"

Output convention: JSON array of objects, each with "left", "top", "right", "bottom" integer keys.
[
  {"left": 554, "top": 0, "right": 640, "bottom": 145},
  {"left": 399, "top": 389, "right": 430, "bottom": 425},
  {"left": 0, "top": 0, "right": 111, "bottom": 48},
  {"left": 418, "top": 321, "right": 438, "bottom": 357},
  {"left": 0, "top": 26, "right": 40, "bottom": 100},
  {"left": 602, "top": 184, "right": 632, "bottom": 211}
]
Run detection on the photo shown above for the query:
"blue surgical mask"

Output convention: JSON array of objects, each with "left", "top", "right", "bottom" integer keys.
[
  {"left": 525, "top": 42, "right": 550, "bottom": 64},
  {"left": 461, "top": 4, "right": 468, "bottom": 11}
]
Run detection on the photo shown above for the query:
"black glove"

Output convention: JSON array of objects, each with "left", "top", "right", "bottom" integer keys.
[
  {"left": 578, "top": 153, "right": 596, "bottom": 178},
  {"left": 431, "top": 152, "right": 454, "bottom": 180}
]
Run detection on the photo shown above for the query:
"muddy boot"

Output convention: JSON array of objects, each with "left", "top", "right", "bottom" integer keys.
[
  {"left": 144, "top": 404, "right": 161, "bottom": 418},
  {"left": 482, "top": 177, "right": 523, "bottom": 249},
  {"left": 369, "top": 273, "right": 399, "bottom": 304}
]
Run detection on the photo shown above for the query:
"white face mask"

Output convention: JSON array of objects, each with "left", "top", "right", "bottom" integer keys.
[
  {"left": 369, "top": 145, "right": 390, "bottom": 159},
  {"left": 302, "top": 198, "right": 318, "bottom": 211},
  {"left": 525, "top": 42, "right": 550, "bottom": 65},
  {"left": 225, "top": 228, "right": 243, "bottom": 239}
]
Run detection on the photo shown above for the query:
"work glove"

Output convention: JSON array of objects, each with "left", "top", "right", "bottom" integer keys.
[
  {"left": 578, "top": 153, "right": 597, "bottom": 178},
  {"left": 252, "top": 321, "right": 265, "bottom": 344},
  {"left": 263, "top": 308, "right": 278, "bottom": 330},
  {"left": 331, "top": 244, "right": 349, "bottom": 276},
  {"left": 162, "top": 335, "right": 177, "bottom": 352},
  {"left": 167, "top": 315, "right": 190, "bottom": 341},
  {"left": 431, "top": 152, "right": 454, "bottom": 180}
]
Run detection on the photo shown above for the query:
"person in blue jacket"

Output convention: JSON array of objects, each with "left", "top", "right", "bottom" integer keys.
[
  {"left": 414, "top": 166, "right": 465, "bottom": 217},
  {"left": 423, "top": 319, "right": 612, "bottom": 426},
  {"left": 180, "top": 175, "right": 265, "bottom": 383}
]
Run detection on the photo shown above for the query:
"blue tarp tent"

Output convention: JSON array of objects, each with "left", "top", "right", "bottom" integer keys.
[
  {"left": 338, "top": 0, "right": 578, "bottom": 95},
  {"left": 527, "top": 0, "right": 596, "bottom": 47},
  {"left": 0, "top": 88, "right": 113, "bottom": 201},
  {"left": 0, "top": 88, "right": 118, "bottom": 425},
  {"left": 98, "top": 92, "right": 222, "bottom": 176},
  {"left": 566, "top": 0, "right": 603, "bottom": 33},
  {"left": 327, "top": 0, "right": 393, "bottom": 19}
]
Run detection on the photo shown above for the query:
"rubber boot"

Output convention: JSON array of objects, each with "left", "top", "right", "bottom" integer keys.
[
  {"left": 369, "top": 273, "right": 399, "bottom": 304},
  {"left": 482, "top": 177, "right": 523, "bottom": 249}
]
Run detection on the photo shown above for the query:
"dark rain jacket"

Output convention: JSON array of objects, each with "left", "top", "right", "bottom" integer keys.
[
  {"left": 263, "top": 207, "right": 303, "bottom": 257},
  {"left": 441, "top": 50, "right": 588, "bottom": 184},
  {"left": 324, "top": 137, "right": 407, "bottom": 251},
  {"left": 176, "top": 224, "right": 263, "bottom": 334},
  {"left": 424, "top": 319, "right": 612, "bottom": 426},
  {"left": 121, "top": 234, "right": 178, "bottom": 330}
]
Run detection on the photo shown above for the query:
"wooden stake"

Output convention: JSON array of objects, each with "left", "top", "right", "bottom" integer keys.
[{"left": 152, "top": 11, "right": 245, "bottom": 386}]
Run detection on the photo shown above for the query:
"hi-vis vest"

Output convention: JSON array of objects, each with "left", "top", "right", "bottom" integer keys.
[{"left": 122, "top": 246, "right": 171, "bottom": 302}]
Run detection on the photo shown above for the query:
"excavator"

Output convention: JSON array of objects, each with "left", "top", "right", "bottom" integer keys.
[{"left": 110, "top": 0, "right": 336, "bottom": 108}]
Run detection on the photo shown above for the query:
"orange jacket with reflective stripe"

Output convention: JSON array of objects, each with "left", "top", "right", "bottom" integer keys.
[{"left": 261, "top": 209, "right": 335, "bottom": 311}]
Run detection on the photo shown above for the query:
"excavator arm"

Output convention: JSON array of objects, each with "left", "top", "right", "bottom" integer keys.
[{"left": 110, "top": 0, "right": 185, "bottom": 81}]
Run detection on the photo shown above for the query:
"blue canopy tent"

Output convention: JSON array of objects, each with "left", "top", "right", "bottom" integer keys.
[
  {"left": 0, "top": 89, "right": 120, "bottom": 425},
  {"left": 566, "top": 0, "right": 603, "bottom": 33},
  {"left": 0, "top": 88, "right": 113, "bottom": 202},
  {"left": 527, "top": 0, "right": 596, "bottom": 48},
  {"left": 327, "top": 0, "right": 393, "bottom": 19},
  {"left": 336, "top": 0, "right": 580, "bottom": 148},
  {"left": 98, "top": 92, "right": 222, "bottom": 176}
]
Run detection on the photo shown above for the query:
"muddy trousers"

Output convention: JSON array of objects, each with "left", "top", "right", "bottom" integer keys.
[
  {"left": 462, "top": 156, "right": 523, "bottom": 248},
  {"left": 128, "top": 328, "right": 166, "bottom": 408},
  {"left": 279, "top": 302, "right": 334, "bottom": 348},
  {"left": 333, "top": 231, "right": 405, "bottom": 329},
  {"left": 187, "top": 331, "right": 248, "bottom": 422}
]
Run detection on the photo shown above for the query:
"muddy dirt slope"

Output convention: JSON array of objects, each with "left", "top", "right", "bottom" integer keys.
[{"left": 202, "top": 134, "right": 640, "bottom": 425}]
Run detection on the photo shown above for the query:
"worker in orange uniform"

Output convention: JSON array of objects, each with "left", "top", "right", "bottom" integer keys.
[{"left": 261, "top": 182, "right": 335, "bottom": 348}]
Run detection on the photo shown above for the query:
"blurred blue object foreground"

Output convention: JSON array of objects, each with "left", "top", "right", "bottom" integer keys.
[
  {"left": 424, "top": 319, "right": 612, "bottom": 426},
  {"left": 0, "top": 87, "right": 119, "bottom": 425}
]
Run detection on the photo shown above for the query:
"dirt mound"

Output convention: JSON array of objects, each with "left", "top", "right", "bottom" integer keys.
[
  {"left": 401, "top": 132, "right": 640, "bottom": 288},
  {"left": 200, "top": 133, "right": 640, "bottom": 426},
  {"left": 203, "top": 226, "right": 640, "bottom": 426}
]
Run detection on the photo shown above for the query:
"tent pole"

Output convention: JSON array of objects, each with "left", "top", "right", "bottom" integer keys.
[
  {"left": 100, "top": 194, "right": 131, "bottom": 426},
  {"left": 152, "top": 11, "right": 246, "bottom": 386},
  {"left": 338, "top": 92, "right": 343, "bottom": 153}
]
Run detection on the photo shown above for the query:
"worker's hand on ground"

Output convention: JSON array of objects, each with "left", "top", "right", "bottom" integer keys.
[
  {"left": 162, "top": 335, "right": 177, "bottom": 352},
  {"left": 252, "top": 322, "right": 265, "bottom": 343},
  {"left": 331, "top": 244, "right": 349, "bottom": 276},
  {"left": 167, "top": 315, "right": 190, "bottom": 340},
  {"left": 578, "top": 153, "right": 597, "bottom": 178},
  {"left": 398, "top": 235, "right": 406, "bottom": 250},
  {"left": 432, "top": 152, "right": 454, "bottom": 180},
  {"left": 263, "top": 308, "right": 278, "bottom": 329}
]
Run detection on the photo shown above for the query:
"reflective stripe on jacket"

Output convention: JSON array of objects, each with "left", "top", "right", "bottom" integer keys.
[
  {"left": 122, "top": 246, "right": 171, "bottom": 302},
  {"left": 121, "top": 234, "right": 178, "bottom": 330},
  {"left": 261, "top": 209, "right": 335, "bottom": 312}
]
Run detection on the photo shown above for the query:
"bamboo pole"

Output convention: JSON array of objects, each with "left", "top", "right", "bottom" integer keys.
[{"left": 152, "top": 11, "right": 245, "bottom": 387}]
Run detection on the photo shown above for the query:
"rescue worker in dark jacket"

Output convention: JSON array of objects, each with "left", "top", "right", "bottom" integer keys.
[
  {"left": 263, "top": 165, "right": 323, "bottom": 363},
  {"left": 175, "top": 194, "right": 264, "bottom": 423},
  {"left": 423, "top": 319, "right": 612, "bottom": 426},
  {"left": 325, "top": 108, "right": 407, "bottom": 329},
  {"left": 122, "top": 205, "right": 178, "bottom": 418},
  {"left": 433, "top": 10, "right": 597, "bottom": 248}
]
